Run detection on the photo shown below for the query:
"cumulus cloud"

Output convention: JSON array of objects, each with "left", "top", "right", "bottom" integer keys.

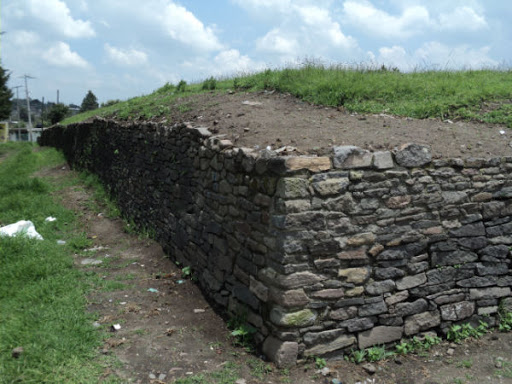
[
  {"left": 374, "top": 42, "right": 498, "bottom": 71},
  {"left": 438, "top": 6, "right": 488, "bottom": 31},
  {"left": 241, "top": 1, "right": 356, "bottom": 60},
  {"left": 213, "top": 49, "right": 264, "bottom": 74},
  {"left": 104, "top": 44, "right": 148, "bottom": 66},
  {"left": 343, "top": 1, "right": 432, "bottom": 39},
  {"left": 343, "top": 1, "right": 488, "bottom": 39},
  {"left": 28, "top": 0, "right": 95, "bottom": 38},
  {"left": 159, "top": 3, "right": 223, "bottom": 51},
  {"left": 43, "top": 42, "right": 90, "bottom": 68}
]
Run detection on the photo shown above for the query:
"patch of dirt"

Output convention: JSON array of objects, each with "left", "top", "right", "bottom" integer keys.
[
  {"left": 158, "top": 91, "right": 512, "bottom": 159},
  {"left": 38, "top": 157, "right": 512, "bottom": 384}
]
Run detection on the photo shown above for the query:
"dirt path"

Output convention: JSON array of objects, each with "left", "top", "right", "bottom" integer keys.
[{"left": 42, "top": 160, "right": 512, "bottom": 384}]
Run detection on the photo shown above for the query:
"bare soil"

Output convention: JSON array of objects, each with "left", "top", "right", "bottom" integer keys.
[
  {"left": 39, "top": 159, "right": 512, "bottom": 384},
  {"left": 160, "top": 91, "right": 512, "bottom": 159}
]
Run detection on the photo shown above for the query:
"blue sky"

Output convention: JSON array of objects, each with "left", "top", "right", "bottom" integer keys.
[{"left": 1, "top": 0, "right": 511, "bottom": 105}]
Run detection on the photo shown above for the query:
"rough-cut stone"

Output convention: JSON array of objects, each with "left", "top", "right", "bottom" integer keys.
[
  {"left": 285, "top": 156, "right": 331, "bottom": 172},
  {"left": 250, "top": 276, "right": 269, "bottom": 302},
  {"left": 358, "top": 299, "right": 387, "bottom": 317},
  {"left": 303, "top": 329, "right": 345, "bottom": 346},
  {"left": 333, "top": 146, "right": 373, "bottom": 169},
  {"left": 375, "top": 267, "right": 406, "bottom": 280},
  {"left": 469, "top": 287, "right": 511, "bottom": 300},
  {"left": 440, "top": 301, "right": 475, "bottom": 321},
  {"left": 385, "top": 291, "right": 409, "bottom": 306},
  {"left": 338, "top": 268, "right": 370, "bottom": 284},
  {"left": 395, "top": 143, "right": 432, "bottom": 168},
  {"left": 312, "top": 178, "right": 350, "bottom": 196},
  {"left": 393, "top": 299, "right": 428, "bottom": 317},
  {"left": 341, "top": 317, "right": 375, "bottom": 332},
  {"left": 276, "top": 178, "right": 310, "bottom": 199},
  {"left": 449, "top": 222, "right": 486, "bottom": 238},
  {"left": 386, "top": 195, "right": 412, "bottom": 209},
  {"left": 345, "top": 287, "right": 365, "bottom": 297},
  {"left": 271, "top": 289, "right": 310, "bottom": 308},
  {"left": 277, "top": 272, "right": 325, "bottom": 289},
  {"left": 404, "top": 311, "right": 441, "bottom": 336},
  {"left": 396, "top": 273, "right": 427, "bottom": 290},
  {"left": 304, "top": 334, "right": 356, "bottom": 356},
  {"left": 262, "top": 337, "right": 298, "bottom": 368},
  {"left": 347, "top": 232, "right": 376, "bottom": 246},
  {"left": 270, "top": 307, "right": 317, "bottom": 327},
  {"left": 330, "top": 306, "right": 358, "bottom": 321},
  {"left": 310, "top": 289, "right": 345, "bottom": 300},
  {"left": 338, "top": 247, "right": 368, "bottom": 261},
  {"left": 366, "top": 280, "right": 396, "bottom": 295},
  {"left": 358, "top": 326, "right": 403, "bottom": 349},
  {"left": 373, "top": 151, "right": 394, "bottom": 170}
]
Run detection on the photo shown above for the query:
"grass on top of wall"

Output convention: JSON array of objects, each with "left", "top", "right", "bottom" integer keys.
[{"left": 62, "top": 61, "right": 512, "bottom": 128}]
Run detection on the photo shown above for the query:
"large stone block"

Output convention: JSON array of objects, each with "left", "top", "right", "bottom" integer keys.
[
  {"left": 396, "top": 273, "right": 427, "bottom": 290},
  {"left": 304, "top": 334, "right": 356, "bottom": 356},
  {"left": 373, "top": 151, "right": 394, "bottom": 170},
  {"left": 333, "top": 146, "right": 373, "bottom": 169},
  {"left": 404, "top": 311, "right": 441, "bottom": 336},
  {"left": 469, "top": 287, "right": 511, "bottom": 300},
  {"left": 270, "top": 289, "right": 310, "bottom": 308},
  {"left": 284, "top": 156, "right": 331, "bottom": 172},
  {"left": 312, "top": 178, "right": 350, "bottom": 196},
  {"left": 262, "top": 337, "right": 298, "bottom": 368},
  {"left": 394, "top": 143, "right": 431, "bottom": 168},
  {"left": 270, "top": 307, "right": 317, "bottom": 327},
  {"left": 358, "top": 326, "right": 403, "bottom": 349},
  {"left": 440, "top": 301, "right": 475, "bottom": 321},
  {"left": 276, "top": 178, "right": 310, "bottom": 199},
  {"left": 338, "top": 267, "right": 370, "bottom": 284}
]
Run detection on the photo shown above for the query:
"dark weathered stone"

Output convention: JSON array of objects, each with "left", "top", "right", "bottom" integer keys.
[
  {"left": 404, "top": 311, "right": 441, "bottom": 336},
  {"left": 262, "top": 337, "right": 298, "bottom": 368},
  {"left": 449, "top": 222, "right": 486, "bottom": 238},
  {"left": 340, "top": 317, "right": 375, "bottom": 332},
  {"left": 366, "top": 280, "right": 396, "bottom": 295},
  {"left": 358, "top": 299, "right": 387, "bottom": 317},
  {"left": 358, "top": 326, "right": 403, "bottom": 349},
  {"left": 440, "top": 301, "right": 475, "bottom": 321},
  {"left": 392, "top": 299, "right": 428, "bottom": 317}
]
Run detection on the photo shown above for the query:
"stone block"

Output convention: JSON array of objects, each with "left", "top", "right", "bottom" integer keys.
[
  {"left": 449, "top": 222, "right": 485, "bottom": 238},
  {"left": 386, "top": 195, "right": 412, "bottom": 209},
  {"left": 338, "top": 267, "right": 370, "bottom": 284},
  {"left": 270, "top": 289, "right": 310, "bottom": 308},
  {"left": 304, "top": 334, "right": 356, "bottom": 356},
  {"left": 396, "top": 273, "right": 427, "bottom": 290},
  {"left": 385, "top": 291, "right": 409, "bottom": 306},
  {"left": 312, "top": 178, "right": 350, "bottom": 196},
  {"left": 345, "top": 287, "right": 365, "bottom": 297},
  {"left": 347, "top": 232, "right": 376, "bottom": 246},
  {"left": 330, "top": 306, "right": 358, "bottom": 321},
  {"left": 310, "top": 289, "right": 345, "bottom": 300},
  {"left": 469, "top": 287, "right": 511, "bottom": 300},
  {"left": 262, "top": 337, "right": 298, "bottom": 368},
  {"left": 284, "top": 156, "right": 331, "bottom": 172},
  {"left": 270, "top": 307, "right": 317, "bottom": 327},
  {"left": 373, "top": 151, "right": 394, "bottom": 169},
  {"left": 404, "top": 311, "right": 441, "bottom": 336},
  {"left": 276, "top": 178, "right": 310, "bottom": 199},
  {"left": 394, "top": 143, "right": 431, "bottom": 168},
  {"left": 358, "top": 299, "right": 387, "bottom": 317},
  {"left": 478, "top": 306, "right": 498, "bottom": 315},
  {"left": 249, "top": 276, "right": 269, "bottom": 302},
  {"left": 366, "top": 280, "right": 396, "bottom": 295},
  {"left": 440, "top": 301, "right": 475, "bottom": 321},
  {"left": 338, "top": 247, "right": 369, "bottom": 261},
  {"left": 277, "top": 271, "right": 325, "bottom": 289},
  {"left": 333, "top": 146, "right": 373, "bottom": 169},
  {"left": 393, "top": 298, "right": 428, "bottom": 317},
  {"left": 375, "top": 267, "right": 406, "bottom": 280},
  {"left": 358, "top": 326, "right": 403, "bottom": 349},
  {"left": 303, "top": 329, "right": 345, "bottom": 346},
  {"left": 340, "top": 317, "right": 375, "bottom": 332}
]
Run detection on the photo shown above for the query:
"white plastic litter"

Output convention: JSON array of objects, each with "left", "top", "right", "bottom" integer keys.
[
  {"left": 0, "top": 220, "right": 43, "bottom": 240},
  {"left": 45, "top": 216, "right": 57, "bottom": 222}
]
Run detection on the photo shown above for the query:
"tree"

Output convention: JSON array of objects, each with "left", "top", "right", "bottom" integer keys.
[
  {"left": 48, "top": 103, "right": 69, "bottom": 125},
  {"left": 0, "top": 65, "right": 13, "bottom": 120},
  {"left": 80, "top": 90, "right": 99, "bottom": 112}
]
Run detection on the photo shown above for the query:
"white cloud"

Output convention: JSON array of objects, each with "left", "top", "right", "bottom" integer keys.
[
  {"left": 43, "top": 42, "right": 90, "bottom": 68},
  {"left": 343, "top": 1, "right": 432, "bottom": 39},
  {"left": 438, "top": 6, "right": 488, "bottom": 31},
  {"left": 10, "top": 30, "right": 40, "bottom": 47},
  {"left": 213, "top": 49, "right": 264, "bottom": 74},
  {"left": 374, "top": 42, "right": 498, "bottom": 71},
  {"left": 104, "top": 44, "right": 148, "bottom": 66},
  {"left": 27, "top": 0, "right": 95, "bottom": 38},
  {"left": 256, "top": 28, "right": 298, "bottom": 55},
  {"left": 160, "top": 3, "right": 222, "bottom": 51}
]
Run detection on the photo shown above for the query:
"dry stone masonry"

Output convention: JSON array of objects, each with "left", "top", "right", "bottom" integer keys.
[{"left": 40, "top": 119, "right": 512, "bottom": 367}]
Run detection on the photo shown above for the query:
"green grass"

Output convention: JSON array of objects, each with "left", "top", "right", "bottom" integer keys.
[
  {"left": 62, "top": 62, "right": 512, "bottom": 128},
  {"left": 0, "top": 143, "right": 119, "bottom": 383}
]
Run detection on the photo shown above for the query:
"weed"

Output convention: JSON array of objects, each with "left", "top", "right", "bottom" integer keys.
[
  {"left": 366, "top": 345, "right": 395, "bottom": 362},
  {"left": 498, "top": 302, "right": 512, "bottom": 332},
  {"left": 228, "top": 312, "right": 257, "bottom": 350},
  {"left": 202, "top": 76, "right": 218, "bottom": 91},
  {"left": 248, "top": 358, "right": 272, "bottom": 379},
  {"left": 177, "top": 80, "right": 187, "bottom": 93},
  {"left": 181, "top": 265, "right": 192, "bottom": 278},
  {"left": 315, "top": 356, "right": 327, "bottom": 369},
  {"left": 457, "top": 359, "right": 473, "bottom": 369},
  {"left": 447, "top": 321, "right": 489, "bottom": 343}
]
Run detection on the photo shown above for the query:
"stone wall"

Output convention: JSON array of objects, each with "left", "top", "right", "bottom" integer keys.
[{"left": 40, "top": 120, "right": 512, "bottom": 367}]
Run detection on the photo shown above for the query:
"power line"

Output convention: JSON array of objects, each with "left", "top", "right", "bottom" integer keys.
[{"left": 11, "top": 85, "right": 23, "bottom": 122}]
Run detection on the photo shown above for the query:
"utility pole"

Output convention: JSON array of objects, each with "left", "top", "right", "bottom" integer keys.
[
  {"left": 20, "top": 74, "right": 35, "bottom": 142},
  {"left": 12, "top": 85, "right": 22, "bottom": 123},
  {"left": 57, "top": 89, "right": 59, "bottom": 104}
]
